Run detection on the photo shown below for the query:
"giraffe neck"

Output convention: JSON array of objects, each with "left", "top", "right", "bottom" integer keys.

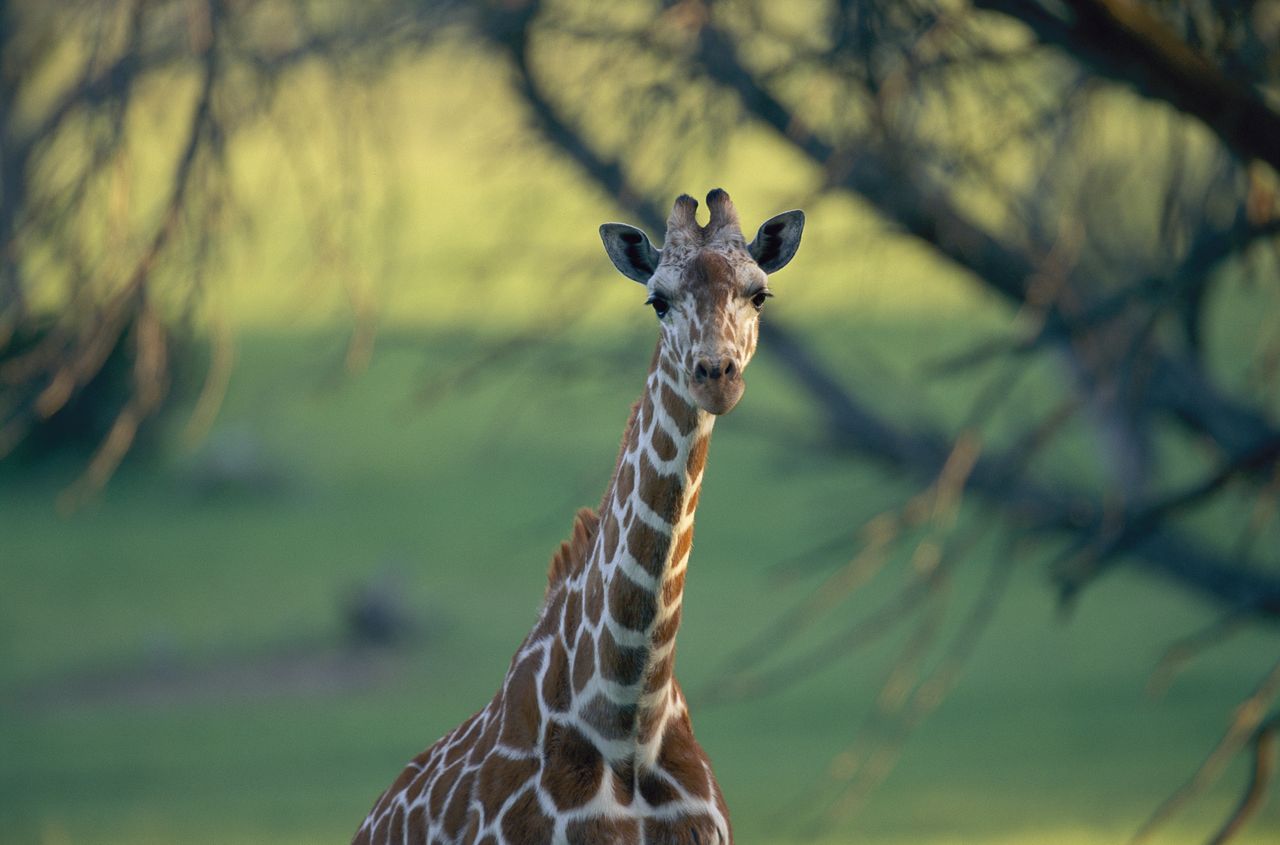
[
  {"left": 352, "top": 339, "right": 734, "bottom": 845},
  {"left": 565, "top": 340, "right": 713, "bottom": 760}
]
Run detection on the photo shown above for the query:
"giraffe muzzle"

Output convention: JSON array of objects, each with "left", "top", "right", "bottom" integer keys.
[{"left": 690, "top": 355, "right": 745, "bottom": 415}]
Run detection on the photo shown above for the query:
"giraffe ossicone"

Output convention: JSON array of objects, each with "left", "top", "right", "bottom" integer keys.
[{"left": 354, "top": 189, "right": 804, "bottom": 845}]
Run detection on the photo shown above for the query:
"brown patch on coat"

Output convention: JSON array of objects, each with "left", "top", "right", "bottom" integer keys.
[
  {"left": 541, "top": 720, "right": 604, "bottom": 810},
  {"left": 643, "top": 814, "right": 720, "bottom": 845},
  {"left": 499, "top": 656, "right": 542, "bottom": 750},
  {"left": 403, "top": 758, "right": 433, "bottom": 804},
  {"left": 659, "top": 721, "right": 712, "bottom": 800},
  {"left": 446, "top": 777, "right": 474, "bottom": 841},
  {"left": 427, "top": 759, "right": 461, "bottom": 820},
  {"left": 637, "top": 705, "right": 665, "bottom": 745},
  {"left": 652, "top": 604, "right": 682, "bottom": 648},
  {"left": 627, "top": 516, "right": 667, "bottom": 579},
  {"left": 602, "top": 513, "right": 621, "bottom": 564},
  {"left": 598, "top": 623, "right": 645, "bottom": 685},
  {"left": 370, "top": 812, "right": 390, "bottom": 844},
  {"left": 616, "top": 459, "right": 636, "bottom": 502},
  {"left": 563, "top": 588, "right": 582, "bottom": 641},
  {"left": 582, "top": 691, "right": 637, "bottom": 739},
  {"left": 500, "top": 788, "right": 554, "bottom": 845},
  {"left": 638, "top": 768, "right": 680, "bottom": 806},
  {"left": 387, "top": 806, "right": 405, "bottom": 842},
  {"left": 406, "top": 803, "right": 427, "bottom": 842},
  {"left": 687, "top": 434, "right": 710, "bottom": 480},
  {"left": 462, "top": 807, "right": 482, "bottom": 842},
  {"left": 636, "top": 454, "right": 682, "bottom": 523},
  {"left": 662, "top": 570, "right": 687, "bottom": 606},
  {"left": 572, "top": 629, "right": 595, "bottom": 693},
  {"left": 567, "top": 816, "right": 641, "bottom": 844},
  {"left": 672, "top": 526, "right": 694, "bottom": 565},
  {"left": 478, "top": 754, "right": 538, "bottom": 820},
  {"left": 611, "top": 757, "right": 636, "bottom": 806},
  {"left": 645, "top": 652, "right": 674, "bottom": 694},
  {"left": 542, "top": 638, "right": 571, "bottom": 713},
  {"left": 660, "top": 383, "right": 696, "bottom": 435},
  {"left": 444, "top": 714, "right": 480, "bottom": 765},
  {"left": 467, "top": 710, "right": 500, "bottom": 764},
  {"left": 608, "top": 572, "right": 658, "bottom": 631},
  {"left": 585, "top": 566, "right": 604, "bottom": 625},
  {"left": 651, "top": 424, "right": 678, "bottom": 461}
]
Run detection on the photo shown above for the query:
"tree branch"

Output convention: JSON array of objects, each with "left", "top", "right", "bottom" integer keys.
[
  {"left": 764, "top": 320, "right": 1280, "bottom": 620},
  {"left": 476, "top": 1, "right": 1280, "bottom": 621},
  {"left": 1207, "top": 715, "right": 1278, "bottom": 845},
  {"left": 975, "top": 0, "right": 1280, "bottom": 173},
  {"left": 690, "top": 10, "right": 1280, "bottom": 468}
]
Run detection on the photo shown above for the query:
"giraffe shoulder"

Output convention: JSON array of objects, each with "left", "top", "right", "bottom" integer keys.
[{"left": 546, "top": 507, "right": 600, "bottom": 588}]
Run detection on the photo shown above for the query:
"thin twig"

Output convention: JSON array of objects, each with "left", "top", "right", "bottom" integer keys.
[
  {"left": 1147, "top": 614, "right": 1247, "bottom": 699},
  {"left": 819, "top": 529, "right": 1018, "bottom": 829},
  {"left": 1132, "top": 656, "right": 1280, "bottom": 843},
  {"left": 1207, "top": 715, "right": 1278, "bottom": 845},
  {"left": 56, "top": 0, "right": 223, "bottom": 510}
]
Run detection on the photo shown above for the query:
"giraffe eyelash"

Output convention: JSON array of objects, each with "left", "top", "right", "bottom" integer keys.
[{"left": 645, "top": 292, "right": 672, "bottom": 318}]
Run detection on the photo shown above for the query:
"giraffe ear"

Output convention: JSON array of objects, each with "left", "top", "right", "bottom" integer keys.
[
  {"left": 600, "top": 223, "right": 660, "bottom": 284},
  {"left": 749, "top": 210, "right": 805, "bottom": 274}
]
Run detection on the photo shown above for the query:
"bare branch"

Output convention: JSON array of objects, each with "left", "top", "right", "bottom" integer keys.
[
  {"left": 690, "top": 11, "right": 1280, "bottom": 475},
  {"left": 1132, "top": 656, "right": 1280, "bottom": 843},
  {"left": 974, "top": 0, "right": 1280, "bottom": 173},
  {"left": 476, "top": 0, "right": 666, "bottom": 233},
  {"left": 1207, "top": 715, "right": 1278, "bottom": 845},
  {"left": 765, "top": 319, "right": 1280, "bottom": 619},
  {"left": 1147, "top": 614, "right": 1248, "bottom": 698}
]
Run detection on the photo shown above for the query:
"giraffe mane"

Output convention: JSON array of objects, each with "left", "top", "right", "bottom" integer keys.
[
  {"left": 545, "top": 506, "right": 601, "bottom": 590},
  {"left": 543, "top": 356, "right": 653, "bottom": 593}
]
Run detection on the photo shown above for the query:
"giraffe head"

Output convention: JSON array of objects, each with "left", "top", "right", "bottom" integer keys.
[{"left": 600, "top": 189, "right": 804, "bottom": 415}]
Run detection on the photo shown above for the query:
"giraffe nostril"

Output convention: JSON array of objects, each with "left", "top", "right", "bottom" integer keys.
[{"left": 695, "top": 358, "right": 733, "bottom": 382}]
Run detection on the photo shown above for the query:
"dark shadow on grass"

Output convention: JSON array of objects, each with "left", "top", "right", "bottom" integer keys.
[{"left": 7, "top": 590, "right": 447, "bottom": 714}]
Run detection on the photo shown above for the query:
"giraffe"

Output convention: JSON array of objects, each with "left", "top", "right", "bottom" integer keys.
[{"left": 353, "top": 189, "right": 804, "bottom": 845}]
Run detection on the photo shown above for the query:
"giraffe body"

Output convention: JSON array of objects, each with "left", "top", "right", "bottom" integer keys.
[{"left": 354, "top": 190, "right": 803, "bottom": 845}]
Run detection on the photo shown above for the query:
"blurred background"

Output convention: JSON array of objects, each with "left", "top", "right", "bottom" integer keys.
[{"left": 2, "top": 1, "right": 1279, "bottom": 843}]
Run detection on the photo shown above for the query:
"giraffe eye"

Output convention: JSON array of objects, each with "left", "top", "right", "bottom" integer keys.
[
  {"left": 646, "top": 293, "right": 670, "bottom": 319},
  {"left": 750, "top": 289, "right": 772, "bottom": 311}
]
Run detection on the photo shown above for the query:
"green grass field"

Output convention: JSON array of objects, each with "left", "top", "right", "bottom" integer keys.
[
  {"left": 2, "top": 323, "right": 1276, "bottom": 845},
  {"left": 3, "top": 25, "right": 1278, "bottom": 845}
]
